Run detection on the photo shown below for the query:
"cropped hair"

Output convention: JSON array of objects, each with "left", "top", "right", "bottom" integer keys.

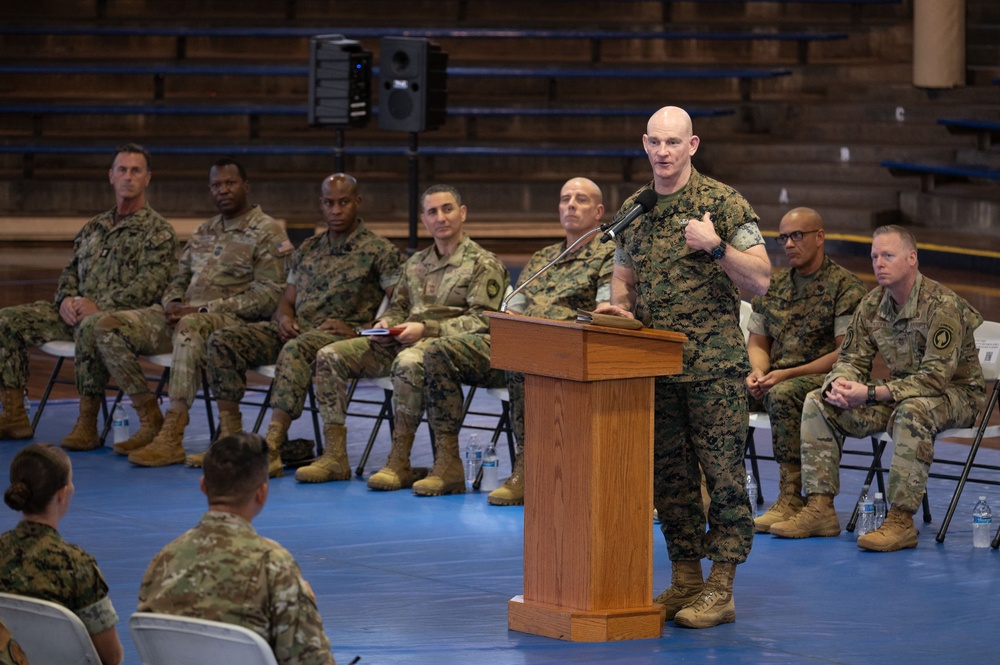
[
  {"left": 420, "top": 184, "right": 462, "bottom": 212},
  {"left": 211, "top": 157, "right": 248, "bottom": 181},
  {"left": 4, "top": 444, "right": 71, "bottom": 515},
  {"left": 203, "top": 433, "right": 269, "bottom": 503},
  {"left": 112, "top": 142, "right": 151, "bottom": 171},
  {"left": 873, "top": 224, "right": 918, "bottom": 253}
]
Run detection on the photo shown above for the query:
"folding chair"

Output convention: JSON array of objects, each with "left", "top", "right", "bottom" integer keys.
[
  {"left": 0, "top": 592, "right": 101, "bottom": 665},
  {"left": 140, "top": 353, "right": 218, "bottom": 441},
  {"left": 34, "top": 340, "right": 113, "bottom": 442},
  {"left": 129, "top": 612, "right": 278, "bottom": 665},
  {"left": 248, "top": 364, "right": 324, "bottom": 455}
]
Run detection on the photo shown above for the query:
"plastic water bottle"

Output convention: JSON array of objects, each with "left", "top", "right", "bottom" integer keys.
[
  {"left": 464, "top": 433, "right": 482, "bottom": 490},
  {"left": 112, "top": 405, "right": 130, "bottom": 446},
  {"left": 972, "top": 496, "right": 992, "bottom": 548},
  {"left": 873, "top": 492, "right": 886, "bottom": 530},
  {"left": 480, "top": 441, "right": 499, "bottom": 492},
  {"left": 857, "top": 485, "right": 875, "bottom": 537},
  {"left": 746, "top": 471, "right": 758, "bottom": 518}
]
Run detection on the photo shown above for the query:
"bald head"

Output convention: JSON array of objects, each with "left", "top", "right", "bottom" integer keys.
[
  {"left": 778, "top": 207, "right": 826, "bottom": 274},
  {"left": 320, "top": 172, "right": 362, "bottom": 236},
  {"left": 558, "top": 177, "right": 605, "bottom": 244},
  {"left": 643, "top": 106, "right": 699, "bottom": 194}
]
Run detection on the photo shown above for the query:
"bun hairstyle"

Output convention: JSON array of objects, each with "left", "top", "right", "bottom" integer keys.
[{"left": 4, "top": 443, "right": 71, "bottom": 515}]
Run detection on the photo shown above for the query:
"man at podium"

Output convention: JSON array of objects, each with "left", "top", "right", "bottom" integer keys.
[{"left": 596, "top": 106, "right": 771, "bottom": 629}]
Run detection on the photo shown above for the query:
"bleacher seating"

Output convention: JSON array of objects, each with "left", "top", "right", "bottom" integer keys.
[
  {"left": 881, "top": 160, "right": 1000, "bottom": 193},
  {"left": 937, "top": 117, "right": 1000, "bottom": 150}
]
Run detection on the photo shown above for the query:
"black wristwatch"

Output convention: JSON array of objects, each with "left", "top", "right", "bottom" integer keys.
[
  {"left": 710, "top": 241, "right": 727, "bottom": 260},
  {"left": 866, "top": 384, "right": 878, "bottom": 406},
  {"left": 198, "top": 306, "right": 209, "bottom": 314}
]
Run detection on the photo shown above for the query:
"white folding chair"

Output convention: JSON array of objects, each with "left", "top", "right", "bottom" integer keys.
[
  {"left": 129, "top": 612, "right": 278, "bottom": 665},
  {"left": 0, "top": 592, "right": 102, "bottom": 665},
  {"left": 34, "top": 340, "right": 113, "bottom": 441}
]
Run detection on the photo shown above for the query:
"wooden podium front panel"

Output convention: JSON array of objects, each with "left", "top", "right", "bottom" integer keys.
[{"left": 523, "top": 374, "right": 654, "bottom": 611}]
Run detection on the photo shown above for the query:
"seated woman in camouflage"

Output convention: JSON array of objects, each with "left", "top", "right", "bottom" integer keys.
[{"left": 0, "top": 444, "right": 123, "bottom": 665}]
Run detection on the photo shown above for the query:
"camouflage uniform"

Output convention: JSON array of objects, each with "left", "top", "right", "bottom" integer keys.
[
  {"left": 0, "top": 205, "right": 176, "bottom": 395},
  {"left": 314, "top": 233, "right": 508, "bottom": 435},
  {"left": 98, "top": 205, "right": 289, "bottom": 407},
  {"left": 614, "top": 172, "right": 764, "bottom": 564},
  {"left": 0, "top": 521, "right": 119, "bottom": 637},
  {"left": 425, "top": 235, "right": 613, "bottom": 437},
  {"left": 0, "top": 620, "right": 28, "bottom": 665},
  {"left": 748, "top": 257, "right": 865, "bottom": 464},
  {"left": 137, "top": 511, "right": 335, "bottom": 665},
  {"left": 801, "top": 273, "right": 985, "bottom": 512},
  {"left": 208, "top": 222, "right": 403, "bottom": 418}
]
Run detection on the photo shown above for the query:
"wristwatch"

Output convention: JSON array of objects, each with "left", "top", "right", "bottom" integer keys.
[
  {"left": 197, "top": 306, "right": 210, "bottom": 314},
  {"left": 866, "top": 384, "right": 878, "bottom": 406},
  {"left": 710, "top": 241, "right": 727, "bottom": 260}
]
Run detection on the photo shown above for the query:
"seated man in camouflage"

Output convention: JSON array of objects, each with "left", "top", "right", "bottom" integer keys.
[
  {"left": 0, "top": 143, "right": 177, "bottom": 448},
  {"left": 746, "top": 208, "right": 865, "bottom": 532},
  {"left": 96, "top": 158, "right": 291, "bottom": 466},
  {"left": 411, "top": 177, "right": 615, "bottom": 500},
  {"left": 295, "top": 184, "right": 509, "bottom": 489},
  {"left": 137, "top": 433, "right": 336, "bottom": 665},
  {"left": 770, "top": 226, "right": 985, "bottom": 552},
  {"left": 200, "top": 173, "right": 403, "bottom": 476}
]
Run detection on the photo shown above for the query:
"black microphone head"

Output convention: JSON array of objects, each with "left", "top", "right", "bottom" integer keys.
[{"left": 635, "top": 188, "right": 658, "bottom": 213}]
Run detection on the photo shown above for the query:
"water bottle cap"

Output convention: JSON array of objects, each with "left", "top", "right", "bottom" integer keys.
[
  {"left": 979, "top": 496, "right": 987, "bottom": 500},
  {"left": 875, "top": 492, "right": 883, "bottom": 498}
]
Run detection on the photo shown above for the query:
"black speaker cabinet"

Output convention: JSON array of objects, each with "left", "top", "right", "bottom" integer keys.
[
  {"left": 308, "top": 34, "right": 372, "bottom": 128},
  {"left": 378, "top": 36, "right": 448, "bottom": 133}
]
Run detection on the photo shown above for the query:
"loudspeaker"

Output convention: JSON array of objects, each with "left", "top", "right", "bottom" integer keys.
[
  {"left": 377, "top": 37, "right": 448, "bottom": 133},
  {"left": 308, "top": 34, "right": 372, "bottom": 128}
]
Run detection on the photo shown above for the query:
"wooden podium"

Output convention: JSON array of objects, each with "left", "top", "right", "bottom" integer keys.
[{"left": 487, "top": 312, "right": 687, "bottom": 642}]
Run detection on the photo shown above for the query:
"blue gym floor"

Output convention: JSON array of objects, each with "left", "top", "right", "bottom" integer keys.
[{"left": 3, "top": 386, "right": 1000, "bottom": 665}]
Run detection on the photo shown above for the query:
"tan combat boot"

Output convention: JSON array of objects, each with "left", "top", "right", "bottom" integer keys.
[
  {"left": 260, "top": 421, "right": 287, "bottom": 478},
  {"left": 674, "top": 562, "right": 737, "bottom": 628},
  {"left": 488, "top": 448, "right": 524, "bottom": 505},
  {"left": 128, "top": 409, "right": 188, "bottom": 466},
  {"left": 769, "top": 494, "right": 841, "bottom": 538},
  {"left": 654, "top": 559, "right": 704, "bottom": 621},
  {"left": 856, "top": 506, "right": 919, "bottom": 552},
  {"left": 295, "top": 424, "right": 351, "bottom": 483},
  {"left": 185, "top": 409, "right": 244, "bottom": 468},
  {"left": 0, "top": 388, "right": 33, "bottom": 440},
  {"left": 754, "top": 463, "right": 805, "bottom": 533},
  {"left": 112, "top": 394, "right": 164, "bottom": 455},
  {"left": 367, "top": 431, "right": 421, "bottom": 491},
  {"left": 61, "top": 395, "right": 103, "bottom": 451},
  {"left": 413, "top": 434, "right": 466, "bottom": 496}
]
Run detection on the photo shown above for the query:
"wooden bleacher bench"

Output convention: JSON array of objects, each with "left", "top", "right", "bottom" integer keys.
[
  {"left": 0, "top": 25, "right": 847, "bottom": 64},
  {"left": 938, "top": 118, "right": 1000, "bottom": 151},
  {"left": 0, "top": 102, "right": 735, "bottom": 140},
  {"left": 0, "top": 62, "right": 792, "bottom": 101},
  {"left": 881, "top": 159, "right": 1000, "bottom": 193}
]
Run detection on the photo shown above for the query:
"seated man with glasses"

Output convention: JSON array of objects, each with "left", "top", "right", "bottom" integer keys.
[{"left": 745, "top": 207, "right": 866, "bottom": 533}]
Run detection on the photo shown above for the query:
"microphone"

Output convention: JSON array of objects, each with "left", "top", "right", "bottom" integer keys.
[{"left": 600, "top": 189, "right": 658, "bottom": 243}]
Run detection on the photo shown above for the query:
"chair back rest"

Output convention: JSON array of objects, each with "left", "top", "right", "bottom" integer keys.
[
  {"left": 129, "top": 612, "right": 279, "bottom": 665},
  {"left": 739, "top": 300, "right": 753, "bottom": 345},
  {"left": 974, "top": 320, "right": 1000, "bottom": 383},
  {"left": 0, "top": 592, "right": 102, "bottom": 665}
]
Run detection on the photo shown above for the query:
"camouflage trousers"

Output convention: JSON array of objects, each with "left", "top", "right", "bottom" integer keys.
[
  {"left": 96, "top": 305, "right": 242, "bottom": 407},
  {"left": 0, "top": 301, "right": 108, "bottom": 395},
  {"left": 506, "top": 369, "right": 526, "bottom": 452},
  {"left": 208, "top": 321, "right": 345, "bottom": 419},
  {"left": 423, "top": 334, "right": 503, "bottom": 436},
  {"left": 748, "top": 373, "right": 824, "bottom": 465},
  {"left": 801, "top": 386, "right": 980, "bottom": 512},
  {"left": 654, "top": 377, "right": 752, "bottom": 564},
  {"left": 315, "top": 336, "right": 434, "bottom": 435}
]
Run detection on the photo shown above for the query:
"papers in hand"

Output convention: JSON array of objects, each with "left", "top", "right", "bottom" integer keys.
[
  {"left": 359, "top": 326, "right": 405, "bottom": 336},
  {"left": 576, "top": 309, "right": 644, "bottom": 330}
]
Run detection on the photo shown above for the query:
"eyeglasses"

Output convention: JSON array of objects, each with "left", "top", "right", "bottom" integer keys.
[{"left": 774, "top": 230, "right": 820, "bottom": 246}]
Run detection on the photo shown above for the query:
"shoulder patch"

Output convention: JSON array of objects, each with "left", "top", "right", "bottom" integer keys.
[
  {"left": 842, "top": 327, "right": 854, "bottom": 351},
  {"left": 932, "top": 326, "right": 953, "bottom": 350},
  {"left": 487, "top": 279, "right": 500, "bottom": 299}
]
